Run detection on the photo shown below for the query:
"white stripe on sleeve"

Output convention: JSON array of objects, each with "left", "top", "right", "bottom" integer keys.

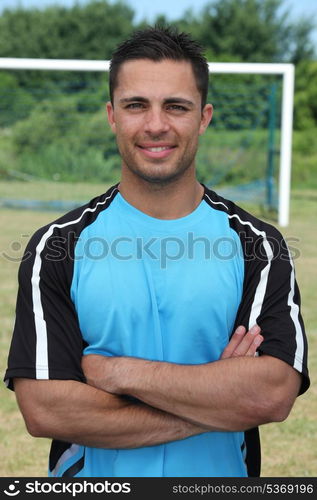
[{"left": 32, "top": 188, "right": 117, "bottom": 379}]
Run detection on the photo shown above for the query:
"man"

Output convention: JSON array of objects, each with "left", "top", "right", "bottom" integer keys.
[{"left": 4, "top": 26, "right": 309, "bottom": 477}]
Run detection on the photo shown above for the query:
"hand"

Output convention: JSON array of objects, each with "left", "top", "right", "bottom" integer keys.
[{"left": 220, "top": 325, "right": 263, "bottom": 360}]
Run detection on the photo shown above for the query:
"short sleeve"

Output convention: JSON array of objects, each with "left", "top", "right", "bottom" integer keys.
[
  {"left": 233, "top": 223, "right": 309, "bottom": 395},
  {"left": 4, "top": 224, "right": 85, "bottom": 390}
]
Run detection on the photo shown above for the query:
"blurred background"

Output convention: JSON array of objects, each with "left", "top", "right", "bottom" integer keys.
[{"left": 0, "top": 0, "right": 316, "bottom": 477}]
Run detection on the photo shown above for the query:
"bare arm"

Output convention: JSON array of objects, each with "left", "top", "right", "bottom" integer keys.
[
  {"left": 83, "top": 328, "right": 301, "bottom": 432},
  {"left": 98, "top": 355, "right": 301, "bottom": 431},
  {"left": 14, "top": 378, "right": 205, "bottom": 449},
  {"left": 14, "top": 325, "right": 263, "bottom": 447}
]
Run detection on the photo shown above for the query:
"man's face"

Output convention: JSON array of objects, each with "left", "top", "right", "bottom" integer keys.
[{"left": 107, "top": 58, "right": 212, "bottom": 185}]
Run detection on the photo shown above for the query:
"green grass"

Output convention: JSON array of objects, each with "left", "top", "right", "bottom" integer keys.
[
  {"left": 0, "top": 180, "right": 109, "bottom": 203},
  {"left": 0, "top": 182, "right": 316, "bottom": 476},
  {"left": 259, "top": 190, "right": 317, "bottom": 477}
]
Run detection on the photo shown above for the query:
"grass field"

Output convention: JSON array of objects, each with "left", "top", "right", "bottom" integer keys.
[{"left": 0, "top": 181, "right": 316, "bottom": 477}]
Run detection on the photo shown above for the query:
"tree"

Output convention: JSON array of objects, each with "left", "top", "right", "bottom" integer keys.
[
  {"left": 176, "top": 0, "right": 315, "bottom": 63},
  {"left": 0, "top": 73, "right": 34, "bottom": 126},
  {"left": 0, "top": 1, "right": 135, "bottom": 90},
  {"left": 287, "top": 19, "right": 316, "bottom": 64},
  {"left": 294, "top": 61, "right": 317, "bottom": 129}
]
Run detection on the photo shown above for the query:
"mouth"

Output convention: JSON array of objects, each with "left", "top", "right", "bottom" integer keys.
[{"left": 137, "top": 144, "right": 176, "bottom": 159}]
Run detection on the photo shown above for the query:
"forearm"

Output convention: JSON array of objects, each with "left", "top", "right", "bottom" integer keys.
[
  {"left": 102, "top": 355, "right": 301, "bottom": 431},
  {"left": 14, "top": 378, "right": 206, "bottom": 448}
]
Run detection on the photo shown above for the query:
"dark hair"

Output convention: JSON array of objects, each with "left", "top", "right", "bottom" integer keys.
[{"left": 109, "top": 26, "right": 209, "bottom": 108}]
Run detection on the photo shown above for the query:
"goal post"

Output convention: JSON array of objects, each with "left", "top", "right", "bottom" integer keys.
[
  {"left": 207, "top": 62, "right": 294, "bottom": 228},
  {"left": 0, "top": 58, "right": 294, "bottom": 227}
]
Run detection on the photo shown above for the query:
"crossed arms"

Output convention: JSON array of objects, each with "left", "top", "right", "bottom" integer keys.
[{"left": 14, "top": 325, "right": 301, "bottom": 449}]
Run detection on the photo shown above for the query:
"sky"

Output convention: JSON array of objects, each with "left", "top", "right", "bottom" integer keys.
[{"left": 0, "top": 0, "right": 316, "bottom": 40}]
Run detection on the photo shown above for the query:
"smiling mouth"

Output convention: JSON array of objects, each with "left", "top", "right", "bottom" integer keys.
[
  {"left": 138, "top": 145, "right": 176, "bottom": 151},
  {"left": 144, "top": 146, "right": 171, "bottom": 152},
  {"left": 137, "top": 145, "right": 176, "bottom": 158},
  {"left": 138, "top": 145, "right": 176, "bottom": 160}
]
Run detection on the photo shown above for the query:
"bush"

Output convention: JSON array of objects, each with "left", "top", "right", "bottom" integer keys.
[
  {"left": 11, "top": 96, "right": 120, "bottom": 182},
  {"left": 292, "top": 128, "right": 317, "bottom": 188},
  {"left": 0, "top": 73, "right": 35, "bottom": 127},
  {"left": 294, "top": 61, "right": 317, "bottom": 130}
]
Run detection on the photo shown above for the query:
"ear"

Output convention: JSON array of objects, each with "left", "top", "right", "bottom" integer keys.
[
  {"left": 199, "top": 104, "right": 213, "bottom": 135},
  {"left": 106, "top": 101, "right": 116, "bottom": 133}
]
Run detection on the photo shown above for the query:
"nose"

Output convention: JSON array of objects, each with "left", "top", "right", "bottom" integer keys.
[{"left": 144, "top": 106, "right": 170, "bottom": 136}]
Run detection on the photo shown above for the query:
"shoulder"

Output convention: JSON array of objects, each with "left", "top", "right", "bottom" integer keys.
[
  {"left": 26, "top": 185, "right": 119, "bottom": 251},
  {"left": 18, "top": 185, "right": 119, "bottom": 280},
  {"left": 203, "top": 185, "right": 286, "bottom": 243}
]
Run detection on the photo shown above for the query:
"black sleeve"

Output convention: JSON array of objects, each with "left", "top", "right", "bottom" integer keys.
[
  {"left": 4, "top": 224, "right": 85, "bottom": 390},
  {"left": 232, "top": 221, "right": 309, "bottom": 396}
]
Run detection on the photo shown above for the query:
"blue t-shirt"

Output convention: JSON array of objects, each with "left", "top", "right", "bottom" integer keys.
[
  {"left": 69, "top": 192, "right": 245, "bottom": 477},
  {"left": 5, "top": 184, "right": 309, "bottom": 477}
]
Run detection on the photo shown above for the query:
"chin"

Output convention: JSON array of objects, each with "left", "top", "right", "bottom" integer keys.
[
  {"left": 136, "top": 169, "right": 186, "bottom": 185},
  {"left": 130, "top": 161, "right": 192, "bottom": 184}
]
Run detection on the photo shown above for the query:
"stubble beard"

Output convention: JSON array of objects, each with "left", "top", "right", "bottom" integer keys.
[{"left": 118, "top": 141, "right": 199, "bottom": 188}]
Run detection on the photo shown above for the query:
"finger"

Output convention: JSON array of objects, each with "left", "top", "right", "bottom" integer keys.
[
  {"left": 221, "top": 326, "right": 246, "bottom": 359},
  {"left": 231, "top": 324, "right": 261, "bottom": 357},
  {"left": 245, "top": 334, "right": 264, "bottom": 357}
]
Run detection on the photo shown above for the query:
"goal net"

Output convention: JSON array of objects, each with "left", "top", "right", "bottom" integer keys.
[{"left": 0, "top": 58, "right": 294, "bottom": 226}]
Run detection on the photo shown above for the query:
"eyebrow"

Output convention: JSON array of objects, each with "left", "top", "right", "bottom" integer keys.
[
  {"left": 119, "top": 97, "right": 195, "bottom": 107},
  {"left": 119, "top": 97, "right": 148, "bottom": 104}
]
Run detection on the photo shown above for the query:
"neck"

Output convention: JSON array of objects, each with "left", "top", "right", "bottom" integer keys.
[{"left": 118, "top": 172, "right": 204, "bottom": 220}]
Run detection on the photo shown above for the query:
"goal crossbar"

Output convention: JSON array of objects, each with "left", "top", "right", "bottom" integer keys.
[{"left": 0, "top": 58, "right": 294, "bottom": 226}]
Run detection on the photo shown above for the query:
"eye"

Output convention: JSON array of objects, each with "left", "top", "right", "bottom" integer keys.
[
  {"left": 167, "top": 104, "right": 188, "bottom": 112},
  {"left": 126, "top": 102, "right": 145, "bottom": 110}
]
